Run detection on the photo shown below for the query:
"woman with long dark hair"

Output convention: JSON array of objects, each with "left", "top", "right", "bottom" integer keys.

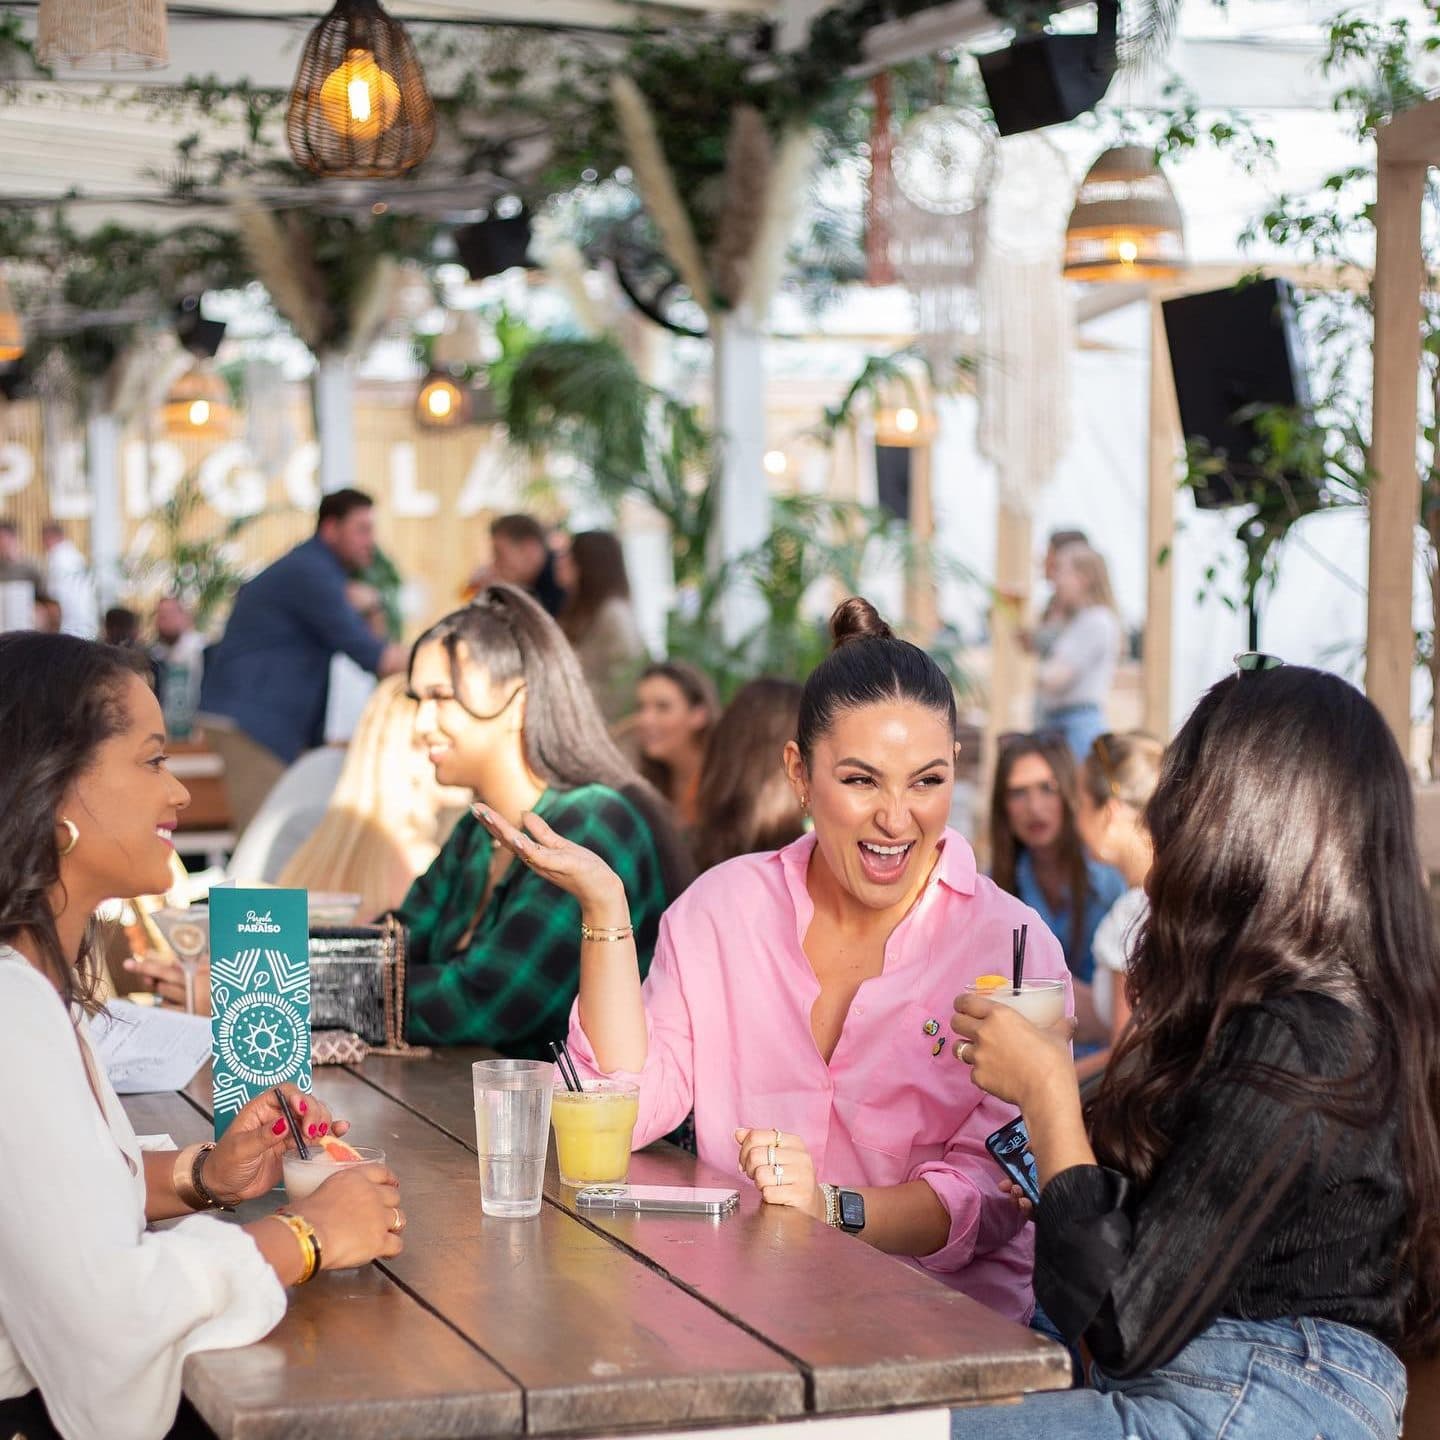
[
  {"left": 477, "top": 599, "right": 1072, "bottom": 1322},
  {"left": 634, "top": 660, "right": 719, "bottom": 830},
  {"left": 0, "top": 634, "right": 403, "bottom": 1440},
  {"left": 950, "top": 663, "right": 1435, "bottom": 1438},
  {"left": 557, "top": 530, "right": 648, "bottom": 724},
  {"left": 401, "top": 585, "right": 690, "bottom": 1053},
  {"left": 989, "top": 733, "right": 1123, "bottom": 1050},
  {"left": 692, "top": 677, "right": 806, "bottom": 873}
]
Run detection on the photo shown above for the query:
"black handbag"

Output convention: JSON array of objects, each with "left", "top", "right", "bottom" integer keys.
[{"left": 308, "top": 916, "right": 427, "bottom": 1056}]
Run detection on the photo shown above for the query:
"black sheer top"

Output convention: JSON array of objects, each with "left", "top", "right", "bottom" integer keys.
[{"left": 1036, "top": 992, "right": 1407, "bottom": 1377}]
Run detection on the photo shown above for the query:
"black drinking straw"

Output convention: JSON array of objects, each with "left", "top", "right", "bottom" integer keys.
[
  {"left": 1013, "top": 924, "right": 1028, "bottom": 994},
  {"left": 274, "top": 1085, "right": 310, "bottom": 1159},
  {"left": 549, "top": 1041, "right": 581, "bottom": 1093}
]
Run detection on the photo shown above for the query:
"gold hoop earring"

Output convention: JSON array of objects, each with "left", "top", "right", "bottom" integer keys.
[{"left": 58, "top": 818, "right": 79, "bottom": 857}]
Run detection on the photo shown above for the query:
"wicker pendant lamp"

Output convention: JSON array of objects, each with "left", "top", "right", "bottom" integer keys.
[
  {"left": 287, "top": 0, "right": 435, "bottom": 179},
  {"left": 1063, "top": 145, "right": 1186, "bottom": 282},
  {"left": 415, "top": 370, "right": 470, "bottom": 428},
  {"left": 0, "top": 274, "right": 24, "bottom": 365},
  {"left": 162, "top": 367, "right": 233, "bottom": 439},
  {"left": 36, "top": 0, "right": 168, "bottom": 71}
]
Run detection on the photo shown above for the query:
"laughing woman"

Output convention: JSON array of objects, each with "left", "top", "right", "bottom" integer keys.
[
  {"left": 480, "top": 599, "right": 1072, "bottom": 1319},
  {"left": 0, "top": 634, "right": 404, "bottom": 1440},
  {"left": 400, "top": 586, "right": 690, "bottom": 1055},
  {"left": 950, "top": 666, "right": 1438, "bottom": 1440}
]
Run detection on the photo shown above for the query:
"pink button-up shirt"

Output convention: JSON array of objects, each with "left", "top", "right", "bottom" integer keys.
[{"left": 568, "top": 827, "right": 1072, "bottom": 1324}]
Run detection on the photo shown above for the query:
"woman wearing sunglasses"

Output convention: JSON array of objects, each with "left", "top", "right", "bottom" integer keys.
[
  {"left": 950, "top": 662, "right": 1432, "bottom": 1439},
  {"left": 400, "top": 586, "right": 691, "bottom": 1054}
]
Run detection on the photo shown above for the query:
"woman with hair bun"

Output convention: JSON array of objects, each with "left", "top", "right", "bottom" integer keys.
[{"left": 479, "top": 598, "right": 1073, "bottom": 1320}]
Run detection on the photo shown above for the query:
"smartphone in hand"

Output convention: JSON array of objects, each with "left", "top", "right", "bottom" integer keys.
[{"left": 985, "top": 1116, "right": 1041, "bottom": 1204}]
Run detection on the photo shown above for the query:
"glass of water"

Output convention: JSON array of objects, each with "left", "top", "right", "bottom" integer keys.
[{"left": 472, "top": 1058, "right": 555, "bottom": 1219}]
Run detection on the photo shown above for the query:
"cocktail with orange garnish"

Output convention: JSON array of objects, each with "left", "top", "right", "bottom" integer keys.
[
  {"left": 961, "top": 973, "right": 1067, "bottom": 1028},
  {"left": 282, "top": 1135, "right": 385, "bottom": 1201}
]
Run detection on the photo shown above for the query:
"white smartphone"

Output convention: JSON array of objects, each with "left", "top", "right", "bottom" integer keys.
[{"left": 573, "top": 1183, "right": 740, "bottom": 1216}]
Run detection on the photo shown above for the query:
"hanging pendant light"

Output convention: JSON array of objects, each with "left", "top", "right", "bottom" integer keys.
[
  {"left": 287, "top": 0, "right": 435, "bottom": 180},
  {"left": 1063, "top": 145, "right": 1186, "bottom": 283},
  {"left": 0, "top": 273, "right": 24, "bottom": 365},
  {"left": 874, "top": 378, "right": 936, "bottom": 448},
  {"left": 36, "top": 0, "right": 167, "bottom": 71},
  {"left": 415, "top": 369, "right": 470, "bottom": 429},
  {"left": 163, "top": 367, "right": 233, "bottom": 439}
]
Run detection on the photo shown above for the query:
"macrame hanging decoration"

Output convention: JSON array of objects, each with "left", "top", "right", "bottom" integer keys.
[
  {"left": 977, "top": 134, "right": 1076, "bottom": 517},
  {"left": 36, "top": 0, "right": 167, "bottom": 71},
  {"left": 887, "top": 105, "right": 995, "bottom": 387}
]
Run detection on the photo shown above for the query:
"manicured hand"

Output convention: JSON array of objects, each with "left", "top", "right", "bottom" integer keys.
[
  {"left": 951, "top": 994, "right": 1075, "bottom": 1111},
  {"left": 474, "top": 804, "right": 630, "bottom": 925},
  {"left": 205, "top": 1084, "right": 350, "bottom": 1205},
  {"left": 295, "top": 1162, "right": 406, "bottom": 1270},
  {"left": 735, "top": 1126, "right": 824, "bottom": 1222},
  {"left": 123, "top": 952, "right": 212, "bottom": 1015}
]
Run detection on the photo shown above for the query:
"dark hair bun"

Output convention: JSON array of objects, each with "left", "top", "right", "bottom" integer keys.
[{"left": 830, "top": 597, "right": 894, "bottom": 651}]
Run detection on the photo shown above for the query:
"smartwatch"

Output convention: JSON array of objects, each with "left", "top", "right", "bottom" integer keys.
[{"left": 836, "top": 1187, "right": 866, "bottom": 1234}]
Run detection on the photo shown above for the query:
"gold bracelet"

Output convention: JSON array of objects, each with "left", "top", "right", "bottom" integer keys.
[
  {"left": 581, "top": 921, "right": 633, "bottom": 943},
  {"left": 272, "top": 1213, "right": 321, "bottom": 1284},
  {"left": 173, "top": 1142, "right": 220, "bottom": 1210}
]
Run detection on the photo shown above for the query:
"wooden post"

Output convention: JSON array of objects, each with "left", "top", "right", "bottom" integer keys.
[
  {"left": 907, "top": 442, "right": 938, "bottom": 645},
  {"left": 1366, "top": 137, "right": 1426, "bottom": 752},
  {"left": 1144, "top": 295, "right": 1179, "bottom": 738}
]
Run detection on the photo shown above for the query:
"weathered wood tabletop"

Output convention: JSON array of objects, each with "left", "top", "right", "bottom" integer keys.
[{"left": 123, "top": 1050, "right": 1069, "bottom": 1440}]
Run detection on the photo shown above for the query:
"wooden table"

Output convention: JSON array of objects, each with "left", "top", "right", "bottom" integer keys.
[{"left": 123, "top": 1051, "right": 1070, "bottom": 1440}]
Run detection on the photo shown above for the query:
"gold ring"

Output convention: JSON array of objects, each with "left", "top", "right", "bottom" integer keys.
[
  {"left": 959, "top": 1042, "right": 975, "bottom": 1066},
  {"left": 773, "top": 1127, "right": 782, "bottom": 1148},
  {"left": 389, "top": 1207, "right": 405, "bottom": 1234}
]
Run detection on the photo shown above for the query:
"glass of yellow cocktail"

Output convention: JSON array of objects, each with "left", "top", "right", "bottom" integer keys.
[{"left": 550, "top": 1080, "right": 640, "bottom": 1187}]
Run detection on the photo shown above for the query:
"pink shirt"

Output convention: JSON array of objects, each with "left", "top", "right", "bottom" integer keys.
[{"left": 568, "top": 828, "right": 1072, "bottom": 1325}]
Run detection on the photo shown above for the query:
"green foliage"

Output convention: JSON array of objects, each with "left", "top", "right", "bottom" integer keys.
[{"left": 125, "top": 475, "right": 263, "bottom": 632}]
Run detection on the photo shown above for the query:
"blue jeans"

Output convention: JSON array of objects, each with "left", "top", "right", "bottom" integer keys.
[
  {"left": 952, "top": 1316, "right": 1405, "bottom": 1440},
  {"left": 1036, "top": 702, "right": 1106, "bottom": 763}
]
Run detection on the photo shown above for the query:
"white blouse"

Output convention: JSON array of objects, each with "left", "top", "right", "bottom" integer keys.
[{"left": 0, "top": 947, "right": 285, "bottom": 1440}]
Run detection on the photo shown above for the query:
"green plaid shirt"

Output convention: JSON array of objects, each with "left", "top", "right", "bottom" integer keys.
[{"left": 401, "top": 784, "right": 670, "bottom": 1056}]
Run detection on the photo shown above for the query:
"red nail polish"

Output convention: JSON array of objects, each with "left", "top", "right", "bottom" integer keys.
[
  {"left": 297, "top": 1100, "right": 308, "bottom": 1114},
  {"left": 272, "top": 1119, "right": 287, "bottom": 1135},
  {"left": 318, "top": 1122, "right": 329, "bottom": 1136},
  {"left": 308, "top": 1124, "right": 318, "bottom": 1137}
]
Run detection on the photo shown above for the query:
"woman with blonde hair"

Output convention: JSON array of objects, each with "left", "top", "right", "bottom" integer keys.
[
  {"left": 278, "top": 675, "right": 468, "bottom": 918},
  {"left": 1034, "top": 543, "right": 1122, "bottom": 761}
]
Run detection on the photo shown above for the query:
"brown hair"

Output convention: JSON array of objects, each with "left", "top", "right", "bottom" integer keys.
[
  {"left": 1088, "top": 667, "right": 1440, "bottom": 1354},
  {"left": 989, "top": 732, "right": 1092, "bottom": 965},
  {"left": 1080, "top": 731, "right": 1165, "bottom": 811},
  {"left": 0, "top": 633, "right": 152, "bottom": 1016},
  {"left": 1056, "top": 543, "right": 1118, "bottom": 613},
  {"left": 637, "top": 660, "right": 719, "bottom": 804},
  {"left": 411, "top": 586, "right": 692, "bottom": 898},
  {"left": 693, "top": 678, "right": 805, "bottom": 873},
  {"left": 559, "top": 530, "right": 631, "bottom": 644},
  {"left": 490, "top": 513, "right": 547, "bottom": 547}
]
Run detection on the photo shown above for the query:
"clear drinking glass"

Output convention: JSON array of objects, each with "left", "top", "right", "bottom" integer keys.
[
  {"left": 282, "top": 1145, "right": 386, "bottom": 1202},
  {"left": 473, "top": 1058, "right": 555, "bottom": 1218},
  {"left": 962, "top": 977, "right": 1067, "bottom": 1028}
]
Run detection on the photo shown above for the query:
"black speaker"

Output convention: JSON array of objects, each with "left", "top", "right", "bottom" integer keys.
[
  {"left": 454, "top": 212, "right": 534, "bottom": 281},
  {"left": 1162, "top": 278, "right": 1312, "bottom": 510},
  {"left": 174, "top": 295, "right": 226, "bottom": 358},
  {"left": 978, "top": 2, "right": 1118, "bottom": 136},
  {"left": 875, "top": 445, "right": 912, "bottom": 523}
]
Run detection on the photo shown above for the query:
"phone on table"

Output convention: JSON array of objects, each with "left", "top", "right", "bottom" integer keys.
[
  {"left": 985, "top": 1117, "right": 1040, "bottom": 1205},
  {"left": 573, "top": 1184, "right": 740, "bottom": 1217}
]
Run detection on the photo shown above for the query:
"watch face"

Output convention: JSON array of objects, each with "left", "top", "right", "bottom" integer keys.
[{"left": 839, "top": 1189, "right": 866, "bottom": 1231}]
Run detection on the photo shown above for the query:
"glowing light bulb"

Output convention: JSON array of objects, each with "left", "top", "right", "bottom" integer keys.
[
  {"left": 1116, "top": 237, "right": 1140, "bottom": 265},
  {"left": 318, "top": 48, "right": 401, "bottom": 141},
  {"left": 426, "top": 385, "right": 454, "bottom": 419},
  {"left": 763, "top": 450, "right": 788, "bottom": 476},
  {"left": 188, "top": 399, "right": 210, "bottom": 427},
  {"left": 896, "top": 407, "right": 920, "bottom": 435}
]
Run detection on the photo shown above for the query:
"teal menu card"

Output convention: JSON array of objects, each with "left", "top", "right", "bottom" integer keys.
[{"left": 209, "top": 887, "right": 311, "bottom": 1138}]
